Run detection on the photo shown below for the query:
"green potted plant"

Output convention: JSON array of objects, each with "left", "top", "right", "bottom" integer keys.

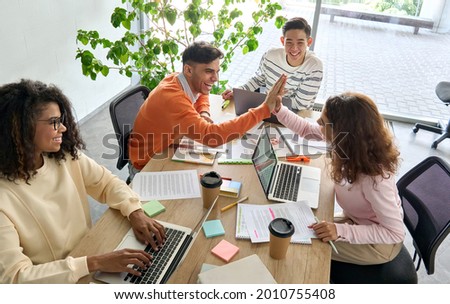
[{"left": 76, "top": 0, "right": 285, "bottom": 93}]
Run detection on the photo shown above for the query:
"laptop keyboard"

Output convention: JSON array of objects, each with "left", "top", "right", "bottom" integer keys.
[
  {"left": 124, "top": 227, "right": 185, "bottom": 284},
  {"left": 273, "top": 163, "right": 301, "bottom": 202}
]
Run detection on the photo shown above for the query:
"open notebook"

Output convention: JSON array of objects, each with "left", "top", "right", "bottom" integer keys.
[
  {"left": 94, "top": 197, "right": 218, "bottom": 284},
  {"left": 235, "top": 202, "right": 316, "bottom": 244}
]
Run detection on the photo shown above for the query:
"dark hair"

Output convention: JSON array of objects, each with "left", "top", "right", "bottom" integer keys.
[
  {"left": 0, "top": 79, "right": 85, "bottom": 182},
  {"left": 282, "top": 17, "right": 311, "bottom": 38},
  {"left": 324, "top": 92, "right": 399, "bottom": 184},
  {"left": 182, "top": 41, "right": 224, "bottom": 65}
]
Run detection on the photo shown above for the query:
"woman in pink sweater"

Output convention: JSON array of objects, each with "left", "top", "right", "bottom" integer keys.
[{"left": 274, "top": 92, "right": 404, "bottom": 265}]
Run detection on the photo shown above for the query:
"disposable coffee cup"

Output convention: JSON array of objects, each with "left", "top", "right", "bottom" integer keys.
[
  {"left": 268, "top": 218, "right": 295, "bottom": 259},
  {"left": 200, "top": 171, "right": 222, "bottom": 211}
]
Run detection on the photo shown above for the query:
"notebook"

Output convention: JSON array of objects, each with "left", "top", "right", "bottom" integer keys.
[
  {"left": 252, "top": 126, "right": 321, "bottom": 209},
  {"left": 94, "top": 197, "right": 218, "bottom": 284},
  {"left": 235, "top": 203, "right": 315, "bottom": 244},
  {"left": 233, "top": 88, "right": 292, "bottom": 125},
  {"left": 198, "top": 254, "right": 276, "bottom": 284}
]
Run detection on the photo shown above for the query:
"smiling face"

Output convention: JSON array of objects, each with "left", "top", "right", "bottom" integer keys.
[
  {"left": 34, "top": 102, "right": 67, "bottom": 165},
  {"left": 183, "top": 58, "right": 220, "bottom": 95},
  {"left": 280, "top": 29, "right": 312, "bottom": 67}
]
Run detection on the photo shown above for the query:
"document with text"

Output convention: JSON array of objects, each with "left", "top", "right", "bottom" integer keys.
[
  {"left": 237, "top": 201, "right": 317, "bottom": 244},
  {"left": 132, "top": 169, "right": 201, "bottom": 201}
]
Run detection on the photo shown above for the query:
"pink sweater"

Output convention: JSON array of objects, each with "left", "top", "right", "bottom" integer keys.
[{"left": 275, "top": 106, "right": 405, "bottom": 244}]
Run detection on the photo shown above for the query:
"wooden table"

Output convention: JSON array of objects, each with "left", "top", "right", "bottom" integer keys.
[{"left": 70, "top": 95, "right": 335, "bottom": 284}]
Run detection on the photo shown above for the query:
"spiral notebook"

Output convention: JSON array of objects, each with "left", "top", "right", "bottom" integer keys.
[{"left": 235, "top": 202, "right": 316, "bottom": 244}]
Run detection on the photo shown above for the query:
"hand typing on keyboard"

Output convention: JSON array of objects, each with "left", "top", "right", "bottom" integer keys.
[
  {"left": 87, "top": 248, "right": 153, "bottom": 277},
  {"left": 129, "top": 209, "right": 166, "bottom": 251}
]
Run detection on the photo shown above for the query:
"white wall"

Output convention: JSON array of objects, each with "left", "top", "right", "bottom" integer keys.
[
  {"left": 0, "top": 0, "right": 131, "bottom": 121},
  {"left": 420, "top": 0, "right": 450, "bottom": 33}
]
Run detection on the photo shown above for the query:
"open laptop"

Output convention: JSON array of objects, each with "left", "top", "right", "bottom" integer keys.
[
  {"left": 233, "top": 88, "right": 293, "bottom": 125},
  {"left": 94, "top": 197, "right": 218, "bottom": 284},
  {"left": 252, "top": 127, "right": 321, "bottom": 208}
]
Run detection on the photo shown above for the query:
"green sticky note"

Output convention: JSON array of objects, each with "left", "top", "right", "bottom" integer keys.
[
  {"left": 142, "top": 200, "right": 166, "bottom": 218},
  {"left": 202, "top": 219, "right": 225, "bottom": 238}
]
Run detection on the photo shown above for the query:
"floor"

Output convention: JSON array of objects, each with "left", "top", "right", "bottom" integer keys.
[{"left": 78, "top": 3, "right": 450, "bottom": 284}]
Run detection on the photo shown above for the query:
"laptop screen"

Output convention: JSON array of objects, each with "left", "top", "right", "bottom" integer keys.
[{"left": 252, "top": 128, "right": 277, "bottom": 194}]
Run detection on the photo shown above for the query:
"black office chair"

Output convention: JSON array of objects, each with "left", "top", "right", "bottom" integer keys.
[
  {"left": 330, "top": 156, "right": 450, "bottom": 283},
  {"left": 413, "top": 81, "right": 450, "bottom": 149},
  {"left": 397, "top": 156, "right": 450, "bottom": 275},
  {"left": 330, "top": 245, "right": 417, "bottom": 284},
  {"left": 109, "top": 85, "right": 150, "bottom": 184}
]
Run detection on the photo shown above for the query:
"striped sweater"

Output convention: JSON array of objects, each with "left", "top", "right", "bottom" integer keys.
[{"left": 240, "top": 48, "right": 323, "bottom": 110}]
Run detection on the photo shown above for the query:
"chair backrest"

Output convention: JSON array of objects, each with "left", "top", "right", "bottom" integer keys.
[
  {"left": 397, "top": 156, "right": 450, "bottom": 275},
  {"left": 109, "top": 85, "right": 150, "bottom": 170}
]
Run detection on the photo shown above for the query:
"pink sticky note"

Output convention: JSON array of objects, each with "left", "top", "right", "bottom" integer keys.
[{"left": 211, "top": 240, "right": 239, "bottom": 262}]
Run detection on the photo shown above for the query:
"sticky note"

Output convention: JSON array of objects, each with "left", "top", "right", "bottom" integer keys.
[
  {"left": 211, "top": 239, "right": 239, "bottom": 262},
  {"left": 202, "top": 220, "right": 225, "bottom": 238},
  {"left": 142, "top": 200, "right": 165, "bottom": 217}
]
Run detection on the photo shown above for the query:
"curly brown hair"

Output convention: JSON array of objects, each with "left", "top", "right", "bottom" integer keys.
[
  {"left": 324, "top": 92, "right": 400, "bottom": 184},
  {"left": 0, "top": 79, "right": 85, "bottom": 183}
]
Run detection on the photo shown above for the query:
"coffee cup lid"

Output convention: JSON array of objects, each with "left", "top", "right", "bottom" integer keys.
[
  {"left": 200, "top": 171, "right": 223, "bottom": 188},
  {"left": 268, "top": 218, "right": 295, "bottom": 238}
]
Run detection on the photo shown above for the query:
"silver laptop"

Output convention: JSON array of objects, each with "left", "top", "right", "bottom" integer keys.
[
  {"left": 252, "top": 127, "right": 321, "bottom": 208},
  {"left": 233, "top": 88, "right": 293, "bottom": 125},
  {"left": 94, "top": 197, "right": 217, "bottom": 284}
]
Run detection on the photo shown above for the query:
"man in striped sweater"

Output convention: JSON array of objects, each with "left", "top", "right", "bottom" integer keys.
[{"left": 222, "top": 17, "right": 323, "bottom": 110}]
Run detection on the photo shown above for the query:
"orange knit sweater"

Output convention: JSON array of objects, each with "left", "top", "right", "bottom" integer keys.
[{"left": 129, "top": 73, "right": 270, "bottom": 170}]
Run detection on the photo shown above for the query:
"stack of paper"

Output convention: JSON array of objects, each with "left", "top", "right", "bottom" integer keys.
[
  {"left": 275, "top": 126, "right": 330, "bottom": 157},
  {"left": 219, "top": 179, "right": 242, "bottom": 198},
  {"left": 197, "top": 254, "right": 276, "bottom": 284}
]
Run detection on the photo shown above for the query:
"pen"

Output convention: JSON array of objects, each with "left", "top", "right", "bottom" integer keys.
[
  {"left": 221, "top": 196, "right": 249, "bottom": 212},
  {"left": 221, "top": 99, "right": 230, "bottom": 110},
  {"left": 286, "top": 155, "right": 310, "bottom": 162},
  {"left": 314, "top": 216, "right": 339, "bottom": 255}
]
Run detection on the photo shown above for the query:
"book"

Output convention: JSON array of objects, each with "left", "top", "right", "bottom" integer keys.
[
  {"left": 177, "top": 136, "right": 227, "bottom": 154},
  {"left": 142, "top": 200, "right": 166, "bottom": 217},
  {"left": 198, "top": 254, "right": 276, "bottom": 284},
  {"left": 217, "top": 135, "right": 255, "bottom": 165},
  {"left": 219, "top": 179, "right": 242, "bottom": 198},
  {"left": 172, "top": 148, "right": 217, "bottom": 165},
  {"left": 202, "top": 220, "right": 225, "bottom": 238},
  {"left": 211, "top": 239, "right": 239, "bottom": 262},
  {"left": 235, "top": 202, "right": 316, "bottom": 244}
]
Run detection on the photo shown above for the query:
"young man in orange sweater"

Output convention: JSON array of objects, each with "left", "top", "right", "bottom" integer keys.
[{"left": 128, "top": 41, "right": 286, "bottom": 179}]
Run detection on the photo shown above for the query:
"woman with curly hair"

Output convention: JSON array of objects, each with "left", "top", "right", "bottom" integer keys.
[
  {"left": 274, "top": 92, "right": 404, "bottom": 265},
  {"left": 0, "top": 79, "right": 165, "bottom": 283}
]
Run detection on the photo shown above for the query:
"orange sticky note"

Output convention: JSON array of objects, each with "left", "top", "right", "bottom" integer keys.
[{"left": 211, "top": 240, "right": 239, "bottom": 262}]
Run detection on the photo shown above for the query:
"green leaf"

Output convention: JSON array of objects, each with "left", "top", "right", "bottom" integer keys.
[
  {"left": 275, "top": 16, "right": 287, "bottom": 29},
  {"left": 122, "top": 19, "right": 131, "bottom": 30},
  {"left": 101, "top": 66, "right": 109, "bottom": 76},
  {"left": 81, "top": 51, "right": 93, "bottom": 66},
  {"left": 79, "top": 36, "right": 88, "bottom": 45},
  {"left": 213, "top": 29, "right": 224, "bottom": 40},
  {"left": 188, "top": 24, "right": 201, "bottom": 37},
  {"left": 230, "top": 9, "right": 242, "bottom": 19},
  {"left": 246, "top": 39, "right": 259, "bottom": 52},
  {"left": 162, "top": 43, "right": 170, "bottom": 54},
  {"left": 120, "top": 53, "right": 129, "bottom": 64},
  {"left": 111, "top": 8, "right": 127, "bottom": 28},
  {"left": 234, "top": 21, "right": 243, "bottom": 32},
  {"left": 169, "top": 42, "right": 179, "bottom": 55},
  {"left": 165, "top": 7, "right": 177, "bottom": 26},
  {"left": 242, "top": 45, "right": 249, "bottom": 54}
]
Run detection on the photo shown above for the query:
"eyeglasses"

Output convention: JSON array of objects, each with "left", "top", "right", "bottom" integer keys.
[{"left": 37, "top": 114, "right": 65, "bottom": 131}]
